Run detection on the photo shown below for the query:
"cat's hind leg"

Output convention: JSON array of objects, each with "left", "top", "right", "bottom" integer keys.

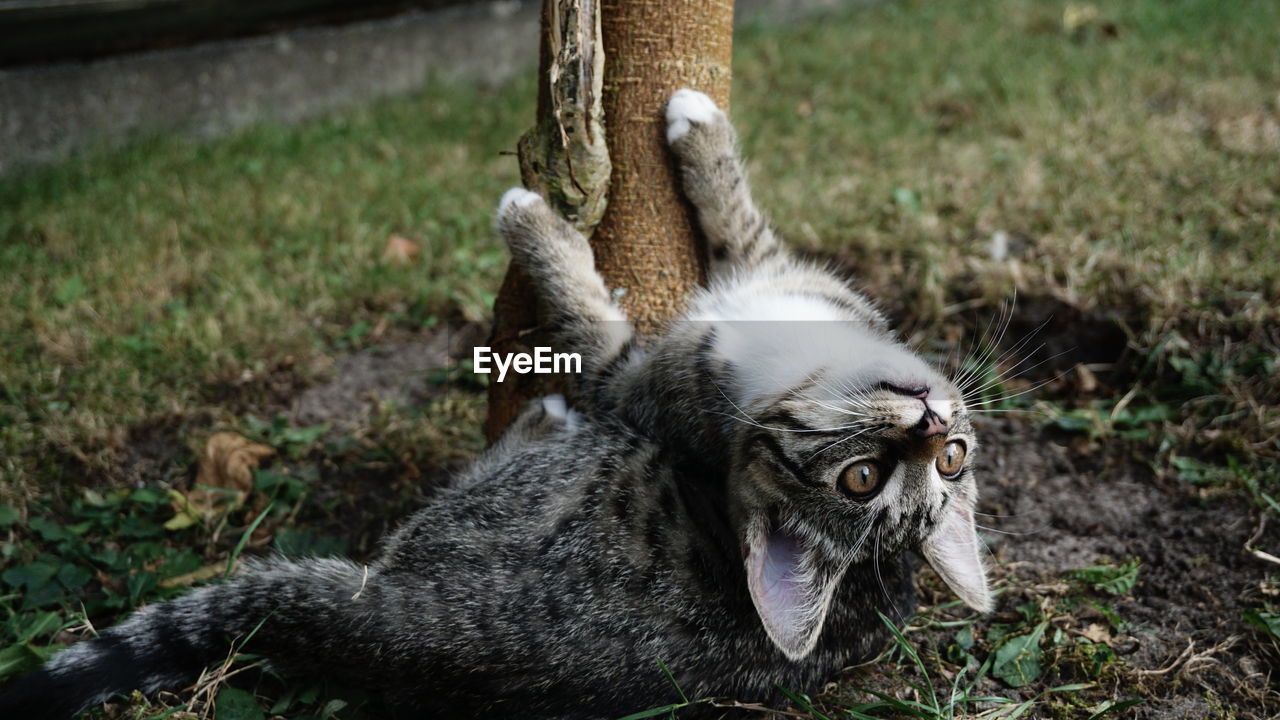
[
  {"left": 457, "top": 394, "right": 583, "bottom": 487},
  {"left": 495, "top": 189, "right": 634, "bottom": 402},
  {"left": 496, "top": 394, "right": 582, "bottom": 446},
  {"left": 665, "top": 89, "right": 784, "bottom": 276}
]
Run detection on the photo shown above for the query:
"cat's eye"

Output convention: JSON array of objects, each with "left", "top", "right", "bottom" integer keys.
[
  {"left": 838, "top": 460, "right": 883, "bottom": 499},
  {"left": 936, "top": 440, "right": 967, "bottom": 479}
]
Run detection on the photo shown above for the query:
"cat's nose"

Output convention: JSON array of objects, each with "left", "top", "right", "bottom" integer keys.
[{"left": 910, "top": 407, "right": 948, "bottom": 438}]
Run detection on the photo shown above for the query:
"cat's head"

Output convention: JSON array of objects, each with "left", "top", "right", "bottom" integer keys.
[{"left": 716, "top": 317, "right": 991, "bottom": 660}]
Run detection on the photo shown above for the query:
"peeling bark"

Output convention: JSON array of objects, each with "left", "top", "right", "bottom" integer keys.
[{"left": 486, "top": 0, "right": 734, "bottom": 440}]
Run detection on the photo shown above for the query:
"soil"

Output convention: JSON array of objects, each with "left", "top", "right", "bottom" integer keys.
[
  {"left": 290, "top": 322, "right": 487, "bottom": 431},
  {"left": 965, "top": 414, "right": 1278, "bottom": 718},
  {"left": 291, "top": 336, "right": 453, "bottom": 431}
]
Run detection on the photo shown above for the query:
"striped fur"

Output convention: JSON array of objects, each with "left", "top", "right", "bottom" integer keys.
[{"left": 0, "top": 89, "right": 989, "bottom": 719}]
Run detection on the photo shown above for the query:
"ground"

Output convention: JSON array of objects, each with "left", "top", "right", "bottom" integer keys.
[{"left": 1, "top": 0, "right": 1277, "bottom": 718}]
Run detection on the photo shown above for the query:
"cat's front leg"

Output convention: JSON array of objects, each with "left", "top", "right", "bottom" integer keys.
[
  {"left": 495, "top": 188, "right": 634, "bottom": 403},
  {"left": 666, "top": 89, "right": 784, "bottom": 276}
]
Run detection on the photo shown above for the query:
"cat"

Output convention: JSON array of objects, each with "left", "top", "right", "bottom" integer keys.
[{"left": 0, "top": 89, "right": 990, "bottom": 720}]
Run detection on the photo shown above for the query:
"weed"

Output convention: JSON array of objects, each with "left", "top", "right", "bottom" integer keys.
[
  {"left": 1064, "top": 559, "right": 1141, "bottom": 597},
  {"left": 830, "top": 612, "right": 1140, "bottom": 720}
]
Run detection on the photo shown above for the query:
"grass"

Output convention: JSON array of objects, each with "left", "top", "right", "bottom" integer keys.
[
  {"left": 1, "top": 0, "right": 1278, "bottom": 717},
  {"left": 0, "top": 79, "right": 518, "bottom": 496}
]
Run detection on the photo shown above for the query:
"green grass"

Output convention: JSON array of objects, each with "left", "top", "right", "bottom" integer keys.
[
  {"left": 1, "top": 0, "right": 1279, "bottom": 717},
  {"left": 0, "top": 79, "right": 522, "bottom": 493}
]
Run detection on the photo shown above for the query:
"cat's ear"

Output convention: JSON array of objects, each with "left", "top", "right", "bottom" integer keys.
[
  {"left": 921, "top": 504, "right": 993, "bottom": 612},
  {"left": 745, "top": 522, "right": 844, "bottom": 660}
]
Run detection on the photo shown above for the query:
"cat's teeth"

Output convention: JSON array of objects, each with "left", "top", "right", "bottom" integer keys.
[{"left": 665, "top": 88, "right": 721, "bottom": 144}]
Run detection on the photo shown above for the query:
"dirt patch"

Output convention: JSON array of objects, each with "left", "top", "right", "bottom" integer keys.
[
  {"left": 971, "top": 415, "right": 1278, "bottom": 718},
  {"left": 201, "top": 358, "right": 315, "bottom": 416},
  {"left": 118, "top": 411, "right": 214, "bottom": 486},
  {"left": 291, "top": 323, "right": 486, "bottom": 431}
]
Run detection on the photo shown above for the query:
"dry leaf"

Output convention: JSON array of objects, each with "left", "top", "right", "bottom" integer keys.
[
  {"left": 197, "top": 432, "right": 274, "bottom": 496},
  {"left": 382, "top": 234, "right": 421, "bottom": 265},
  {"left": 1081, "top": 623, "right": 1113, "bottom": 645},
  {"left": 168, "top": 432, "right": 274, "bottom": 529}
]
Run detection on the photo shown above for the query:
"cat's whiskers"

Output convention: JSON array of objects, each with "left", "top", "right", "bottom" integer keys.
[
  {"left": 844, "top": 518, "right": 878, "bottom": 564},
  {"left": 962, "top": 343, "right": 1078, "bottom": 404},
  {"left": 974, "top": 523, "right": 1042, "bottom": 537},
  {"left": 805, "top": 394, "right": 875, "bottom": 420},
  {"left": 832, "top": 375, "right": 877, "bottom": 407},
  {"left": 955, "top": 334, "right": 1041, "bottom": 400},
  {"left": 817, "top": 378, "right": 882, "bottom": 427},
  {"left": 938, "top": 304, "right": 987, "bottom": 383},
  {"left": 872, "top": 527, "right": 904, "bottom": 621},
  {"left": 805, "top": 426, "right": 879, "bottom": 463},
  {"left": 803, "top": 379, "right": 891, "bottom": 461},
  {"left": 953, "top": 303, "right": 1052, "bottom": 408},
  {"left": 707, "top": 381, "right": 871, "bottom": 433},
  {"left": 958, "top": 337, "right": 1055, "bottom": 400},
  {"left": 962, "top": 367, "right": 1072, "bottom": 409},
  {"left": 705, "top": 408, "right": 869, "bottom": 434},
  {"left": 955, "top": 313, "right": 1056, "bottom": 404},
  {"left": 802, "top": 373, "right": 877, "bottom": 419},
  {"left": 973, "top": 527, "right": 997, "bottom": 565},
  {"left": 949, "top": 296, "right": 1016, "bottom": 393}
]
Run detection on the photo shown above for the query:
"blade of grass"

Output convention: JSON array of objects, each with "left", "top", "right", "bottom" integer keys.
[
  {"left": 224, "top": 502, "right": 275, "bottom": 578},
  {"left": 655, "top": 657, "right": 688, "bottom": 704},
  {"left": 878, "top": 610, "right": 940, "bottom": 710},
  {"left": 1086, "top": 698, "right": 1144, "bottom": 720},
  {"left": 614, "top": 704, "right": 685, "bottom": 720}
]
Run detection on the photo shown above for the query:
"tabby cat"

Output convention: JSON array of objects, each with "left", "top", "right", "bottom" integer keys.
[{"left": 0, "top": 89, "right": 990, "bottom": 719}]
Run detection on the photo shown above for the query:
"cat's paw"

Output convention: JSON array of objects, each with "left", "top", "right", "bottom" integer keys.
[
  {"left": 539, "top": 394, "right": 583, "bottom": 430},
  {"left": 495, "top": 186, "right": 594, "bottom": 271},
  {"left": 540, "top": 394, "right": 569, "bottom": 422},
  {"left": 666, "top": 89, "right": 723, "bottom": 144},
  {"left": 497, "top": 187, "right": 544, "bottom": 218}
]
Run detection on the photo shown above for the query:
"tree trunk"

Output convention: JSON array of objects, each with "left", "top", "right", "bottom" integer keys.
[{"left": 485, "top": 0, "right": 735, "bottom": 441}]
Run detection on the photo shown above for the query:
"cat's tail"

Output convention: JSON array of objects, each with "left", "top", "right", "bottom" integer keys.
[{"left": 0, "top": 557, "right": 375, "bottom": 720}]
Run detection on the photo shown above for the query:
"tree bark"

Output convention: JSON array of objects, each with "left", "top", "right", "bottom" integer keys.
[
  {"left": 591, "top": 0, "right": 733, "bottom": 331},
  {"left": 486, "top": 0, "right": 735, "bottom": 441}
]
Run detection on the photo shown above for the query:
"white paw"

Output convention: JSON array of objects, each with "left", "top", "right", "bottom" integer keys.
[
  {"left": 666, "top": 88, "right": 722, "bottom": 144},
  {"left": 540, "top": 394, "right": 583, "bottom": 430},
  {"left": 540, "top": 394, "right": 568, "bottom": 422},
  {"left": 497, "top": 187, "right": 542, "bottom": 217}
]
